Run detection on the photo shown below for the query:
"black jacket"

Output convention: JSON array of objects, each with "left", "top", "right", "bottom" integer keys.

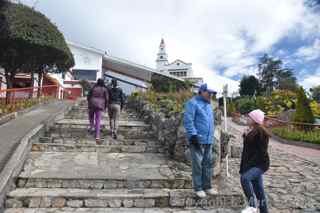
[
  {"left": 109, "top": 87, "right": 124, "bottom": 107},
  {"left": 240, "top": 126, "right": 270, "bottom": 174}
]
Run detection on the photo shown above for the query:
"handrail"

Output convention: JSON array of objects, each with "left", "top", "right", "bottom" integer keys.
[
  {"left": 231, "top": 112, "right": 320, "bottom": 127},
  {"left": 265, "top": 116, "right": 320, "bottom": 127},
  {"left": 0, "top": 85, "right": 57, "bottom": 93}
]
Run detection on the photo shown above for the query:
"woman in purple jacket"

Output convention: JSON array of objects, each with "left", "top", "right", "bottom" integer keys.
[{"left": 87, "top": 79, "right": 109, "bottom": 144}]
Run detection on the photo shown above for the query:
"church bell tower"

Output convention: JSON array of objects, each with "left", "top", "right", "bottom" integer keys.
[{"left": 156, "top": 38, "right": 168, "bottom": 71}]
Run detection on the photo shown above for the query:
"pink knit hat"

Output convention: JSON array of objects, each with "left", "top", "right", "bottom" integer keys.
[{"left": 248, "top": 109, "right": 265, "bottom": 125}]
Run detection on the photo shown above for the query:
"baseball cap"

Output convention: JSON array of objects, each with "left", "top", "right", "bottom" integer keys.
[{"left": 199, "top": 83, "right": 217, "bottom": 94}]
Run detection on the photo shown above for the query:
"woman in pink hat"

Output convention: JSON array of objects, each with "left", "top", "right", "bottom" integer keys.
[{"left": 240, "top": 109, "right": 270, "bottom": 213}]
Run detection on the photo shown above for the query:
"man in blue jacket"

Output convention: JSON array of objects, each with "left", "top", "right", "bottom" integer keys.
[{"left": 183, "top": 83, "right": 217, "bottom": 198}]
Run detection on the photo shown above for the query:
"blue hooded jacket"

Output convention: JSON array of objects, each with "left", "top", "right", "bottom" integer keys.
[{"left": 183, "top": 96, "right": 215, "bottom": 145}]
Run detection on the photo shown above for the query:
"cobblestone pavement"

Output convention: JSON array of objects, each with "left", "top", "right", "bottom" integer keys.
[
  {"left": 225, "top": 118, "right": 320, "bottom": 212},
  {"left": 227, "top": 118, "right": 320, "bottom": 165}
]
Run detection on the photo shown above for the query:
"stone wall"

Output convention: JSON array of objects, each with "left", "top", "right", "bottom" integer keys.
[{"left": 127, "top": 97, "right": 223, "bottom": 177}]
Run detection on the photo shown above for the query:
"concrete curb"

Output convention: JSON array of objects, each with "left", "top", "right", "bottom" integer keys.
[
  {"left": 0, "top": 101, "right": 74, "bottom": 210},
  {"left": 271, "top": 133, "right": 320, "bottom": 151}
]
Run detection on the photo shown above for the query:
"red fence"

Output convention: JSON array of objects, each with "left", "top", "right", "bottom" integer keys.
[{"left": 0, "top": 85, "right": 58, "bottom": 104}]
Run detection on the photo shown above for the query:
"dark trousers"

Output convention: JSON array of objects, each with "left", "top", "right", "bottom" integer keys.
[{"left": 240, "top": 167, "right": 268, "bottom": 213}]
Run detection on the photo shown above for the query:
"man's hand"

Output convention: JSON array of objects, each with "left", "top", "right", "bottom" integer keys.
[{"left": 190, "top": 135, "right": 200, "bottom": 149}]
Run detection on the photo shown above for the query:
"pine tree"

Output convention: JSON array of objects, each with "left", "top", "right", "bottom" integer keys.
[{"left": 293, "top": 87, "right": 315, "bottom": 125}]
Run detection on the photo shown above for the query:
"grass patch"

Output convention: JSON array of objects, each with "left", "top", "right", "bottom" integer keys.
[{"left": 272, "top": 127, "right": 320, "bottom": 145}]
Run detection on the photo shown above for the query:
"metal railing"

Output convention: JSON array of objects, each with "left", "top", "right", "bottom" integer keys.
[{"left": 0, "top": 85, "right": 58, "bottom": 115}]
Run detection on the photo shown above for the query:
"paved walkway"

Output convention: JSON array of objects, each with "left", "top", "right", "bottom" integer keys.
[
  {"left": 0, "top": 101, "right": 72, "bottom": 172},
  {"left": 226, "top": 118, "right": 320, "bottom": 165}
]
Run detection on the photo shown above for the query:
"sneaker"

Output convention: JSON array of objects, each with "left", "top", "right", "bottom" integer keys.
[
  {"left": 195, "top": 190, "right": 206, "bottom": 198},
  {"left": 205, "top": 188, "right": 218, "bottom": 195},
  {"left": 96, "top": 138, "right": 101, "bottom": 145},
  {"left": 87, "top": 128, "right": 94, "bottom": 134},
  {"left": 113, "top": 132, "right": 118, "bottom": 140},
  {"left": 241, "top": 206, "right": 258, "bottom": 213}
]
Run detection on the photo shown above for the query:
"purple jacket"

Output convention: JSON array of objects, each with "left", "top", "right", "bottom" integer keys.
[{"left": 87, "top": 86, "right": 109, "bottom": 111}]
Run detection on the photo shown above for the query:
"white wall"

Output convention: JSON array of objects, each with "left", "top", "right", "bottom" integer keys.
[
  {"left": 68, "top": 44, "right": 103, "bottom": 80},
  {"left": 166, "top": 60, "right": 193, "bottom": 77},
  {"left": 0, "top": 67, "right": 6, "bottom": 90}
]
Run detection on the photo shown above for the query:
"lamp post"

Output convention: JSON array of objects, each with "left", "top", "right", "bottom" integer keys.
[{"left": 222, "top": 84, "right": 230, "bottom": 177}]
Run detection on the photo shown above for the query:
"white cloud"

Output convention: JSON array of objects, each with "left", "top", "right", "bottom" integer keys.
[
  {"left": 300, "top": 74, "right": 320, "bottom": 90},
  {"left": 300, "top": 66, "right": 320, "bottom": 90},
  {"left": 295, "top": 39, "right": 320, "bottom": 61},
  {"left": 194, "top": 65, "right": 239, "bottom": 96},
  {"left": 20, "top": 0, "right": 320, "bottom": 92}
]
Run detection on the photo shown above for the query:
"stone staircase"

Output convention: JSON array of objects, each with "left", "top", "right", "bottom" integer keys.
[{"left": 4, "top": 100, "right": 244, "bottom": 212}]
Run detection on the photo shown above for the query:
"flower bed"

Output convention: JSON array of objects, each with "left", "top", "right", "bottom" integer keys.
[{"left": 0, "top": 96, "right": 53, "bottom": 117}]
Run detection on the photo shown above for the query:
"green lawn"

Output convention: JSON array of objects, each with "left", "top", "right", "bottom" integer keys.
[{"left": 272, "top": 127, "right": 320, "bottom": 145}]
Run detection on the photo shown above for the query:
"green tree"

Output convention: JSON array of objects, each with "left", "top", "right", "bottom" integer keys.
[
  {"left": 310, "top": 85, "right": 320, "bottom": 102},
  {"left": 239, "top": 75, "right": 260, "bottom": 97},
  {"left": 0, "top": 1, "right": 74, "bottom": 100},
  {"left": 276, "top": 68, "right": 298, "bottom": 91},
  {"left": 258, "top": 54, "right": 297, "bottom": 95},
  {"left": 79, "top": 80, "right": 92, "bottom": 96},
  {"left": 235, "top": 97, "right": 257, "bottom": 114},
  {"left": 258, "top": 54, "right": 281, "bottom": 95},
  {"left": 293, "top": 87, "right": 315, "bottom": 125}
]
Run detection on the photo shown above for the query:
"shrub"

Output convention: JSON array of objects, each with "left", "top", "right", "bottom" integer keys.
[
  {"left": 293, "top": 87, "right": 315, "bottom": 124},
  {"left": 310, "top": 100, "right": 320, "bottom": 117},
  {"left": 150, "top": 73, "right": 193, "bottom": 93},
  {"left": 272, "top": 127, "right": 320, "bottom": 144},
  {"left": 128, "top": 90, "right": 194, "bottom": 114},
  {"left": 227, "top": 101, "right": 236, "bottom": 116},
  {"left": 236, "top": 97, "right": 256, "bottom": 114}
]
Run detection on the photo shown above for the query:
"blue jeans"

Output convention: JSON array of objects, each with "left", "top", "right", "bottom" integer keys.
[
  {"left": 240, "top": 167, "right": 268, "bottom": 213},
  {"left": 190, "top": 144, "right": 213, "bottom": 192}
]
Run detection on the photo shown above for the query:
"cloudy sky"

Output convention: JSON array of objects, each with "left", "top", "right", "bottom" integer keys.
[{"left": 20, "top": 0, "right": 320, "bottom": 94}]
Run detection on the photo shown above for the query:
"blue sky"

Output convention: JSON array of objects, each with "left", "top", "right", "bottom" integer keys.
[{"left": 20, "top": 0, "right": 320, "bottom": 94}]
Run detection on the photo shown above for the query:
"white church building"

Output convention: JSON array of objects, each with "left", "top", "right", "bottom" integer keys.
[{"left": 156, "top": 38, "right": 203, "bottom": 85}]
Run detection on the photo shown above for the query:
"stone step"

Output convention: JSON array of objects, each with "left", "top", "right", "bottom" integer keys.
[
  {"left": 47, "top": 120, "right": 153, "bottom": 139},
  {"left": 17, "top": 152, "right": 192, "bottom": 189},
  {"left": 31, "top": 143, "right": 164, "bottom": 154},
  {"left": 46, "top": 129, "right": 155, "bottom": 140},
  {"left": 64, "top": 113, "right": 138, "bottom": 120},
  {"left": 4, "top": 208, "right": 239, "bottom": 213},
  {"left": 6, "top": 188, "right": 244, "bottom": 209},
  {"left": 65, "top": 111, "right": 138, "bottom": 119},
  {"left": 37, "top": 136, "right": 160, "bottom": 146},
  {"left": 54, "top": 119, "right": 150, "bottom": 128},
  {"left": 17, "top": 176, "right": 190, "bottom": 190},
  {"left": 65, "top": 109, "right": 138, "bottom": 118}
]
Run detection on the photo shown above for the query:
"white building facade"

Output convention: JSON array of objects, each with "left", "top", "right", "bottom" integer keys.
[{"left": 155, "top": 38, "right": 202, "bottom": 84}]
